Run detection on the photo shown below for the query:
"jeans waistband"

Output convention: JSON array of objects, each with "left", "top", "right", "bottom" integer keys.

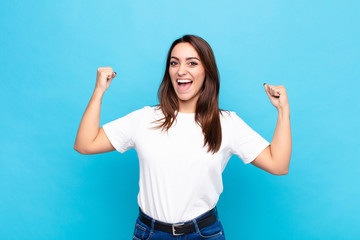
[
  {"left": 138, "top": 206, "right": 218, "bottom": 236},
  {"left": 138, "top": 206, "right": 218, "bottom": 225}
]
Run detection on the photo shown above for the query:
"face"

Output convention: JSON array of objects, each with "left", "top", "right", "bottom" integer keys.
[{"left": 169, "top": 42, "right": 206, "bottom": 104}]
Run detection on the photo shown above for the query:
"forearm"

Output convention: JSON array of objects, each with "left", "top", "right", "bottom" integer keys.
[
  {"left": 74, "top": 89, "right": 104, "bottom": 152},
  {"left": 270, "top": 107, "right": 292, "bottom": 173}
]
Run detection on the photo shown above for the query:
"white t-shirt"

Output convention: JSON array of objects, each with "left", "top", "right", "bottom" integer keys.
[{"left": 102, "top": 106, "right": 269, "bottom": 223}]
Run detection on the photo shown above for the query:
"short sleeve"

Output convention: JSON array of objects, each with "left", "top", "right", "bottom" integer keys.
[
  {"left": 102, "top": 107, "right": 146, "bottom": 153},
  {"left": 230, "top": 112, "right": 270, "bottom": 164}
]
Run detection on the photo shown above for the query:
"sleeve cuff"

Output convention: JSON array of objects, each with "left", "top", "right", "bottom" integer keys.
[{"left": 243, "top": 141, "right": 270, "bottom": 164}]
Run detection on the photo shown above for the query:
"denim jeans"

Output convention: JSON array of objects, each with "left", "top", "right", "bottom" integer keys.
[{"left": 132, "top": 207, "right": 226, "bottom": 240}]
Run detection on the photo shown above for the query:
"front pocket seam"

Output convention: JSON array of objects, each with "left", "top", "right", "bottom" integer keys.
[
  {"left": 134, "top": 223, "right": 147, "bottom": 239},
  {"left": 198, "top": 230, "right": 223, "bottom": 239},
  {"left": 135, "top": 223, "right": 147, "bottom": 231},
  {"left": 144, "top": 231, "right": 153, "bottom": 240}
]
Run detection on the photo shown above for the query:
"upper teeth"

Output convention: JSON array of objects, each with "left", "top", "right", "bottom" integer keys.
[{"left": 177, "top": 80, "right": 192, "bottom": 83}]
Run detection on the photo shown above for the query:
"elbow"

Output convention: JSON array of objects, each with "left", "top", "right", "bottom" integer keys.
[
  {"left": 73, "top": 144, "right": 88, "bottom": 155},
  {"left": 272, "top": 168, "right": 289, "bottom": 176}
]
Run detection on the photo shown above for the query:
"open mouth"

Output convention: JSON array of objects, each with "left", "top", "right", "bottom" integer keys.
[{"left": 177, "top": 79, "right": 193, "bottom": 91}]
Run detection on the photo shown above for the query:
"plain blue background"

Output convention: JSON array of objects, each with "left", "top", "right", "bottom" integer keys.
[{"left": 1, "top": 0, "right": 359, "bottom": 239}]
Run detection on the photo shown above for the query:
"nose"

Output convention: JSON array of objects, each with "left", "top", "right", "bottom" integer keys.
[{"left": 177, "top": 63, "right": 187, "bottom": 76}]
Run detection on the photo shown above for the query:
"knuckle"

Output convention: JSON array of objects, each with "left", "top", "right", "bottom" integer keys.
[{"left": 98, "top": 67, "right": 107, "bottom": 73}]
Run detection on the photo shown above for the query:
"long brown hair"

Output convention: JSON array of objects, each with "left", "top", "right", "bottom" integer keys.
[{"left": 156, "top": 35, "right": 222, "bottom": 154}]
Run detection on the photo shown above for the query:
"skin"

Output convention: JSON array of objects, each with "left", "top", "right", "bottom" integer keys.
[
  {"left": 169, "top": 42, "right": 206, "bottom": 113},
  {"left": 73, "top": 67, "right": 117, "bottom": 154},
  {"left": 74, "top": 48, "right": 292, "bottom": 176},
  {"left": 251, "top": 84, "right": 292, "bottom": 175},
  {"left": 167, "top": 43, "right": 292, "bottom": 175}
]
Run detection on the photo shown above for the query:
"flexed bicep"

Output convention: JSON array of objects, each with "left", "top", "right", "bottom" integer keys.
[
  {"left": 75, "top": 127, "right": 115, "bottom": 155},
  {"left": 251, "top": 145, "right": 287, "bottom": 175}
]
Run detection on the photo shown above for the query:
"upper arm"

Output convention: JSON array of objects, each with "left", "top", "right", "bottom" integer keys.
[
  {"left": 76, "top": 127, "right": 115, "bottom": 155},
  {"left": 251, "top": 145, "right": 285, "bottom": 175}
]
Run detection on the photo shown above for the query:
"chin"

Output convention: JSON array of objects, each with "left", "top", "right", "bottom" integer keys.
[{"left": 176, "top": 93, "right": 194, "bottom": 102}]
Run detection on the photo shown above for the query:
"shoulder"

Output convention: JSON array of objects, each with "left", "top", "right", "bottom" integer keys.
[
  {"left": 118, "top": 106, "right": 155, "bottom": 120},
  {"left": 220, "top": 110, "right": 241, "bottom": 121},
  {"left": 131, "top": 105, "right": 164, "bottom": 122},
  {"left": 131, "top": 106, "right": 158, "bottom": 114},
  {"left": 144, "top": 105, "right": 164, "bottom": 117},
  {"left": 220, "top": 110, "right": 249, "bottom": 129}
]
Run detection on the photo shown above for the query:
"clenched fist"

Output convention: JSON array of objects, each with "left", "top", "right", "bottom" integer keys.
[
  {"left": 264, "top": 83, "right": 289, "bottom": 111},
  {"left": 95, "top": 67, "right": 116, "bottom": 93}
]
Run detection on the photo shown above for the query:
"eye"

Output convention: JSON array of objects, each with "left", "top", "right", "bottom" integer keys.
[
  {"left": 170, "top": 61, "right": 178, "bottom": 66},
  {"left": 189, "top": 61, "right": 198, "bottom": 66}
]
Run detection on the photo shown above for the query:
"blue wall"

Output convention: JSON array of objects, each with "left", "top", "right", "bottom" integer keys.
[{"left": 1, "top": 0, "right": 359, "bottom": 239}]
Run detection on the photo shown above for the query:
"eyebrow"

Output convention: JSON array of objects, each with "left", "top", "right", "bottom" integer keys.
[{"left": 170, "top": 56, "right": 200, "bottom": 61}]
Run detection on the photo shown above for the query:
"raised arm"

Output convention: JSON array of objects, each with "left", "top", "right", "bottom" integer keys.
[
  {"left": 251, "top": 84, "right": 292, "bottom": 175},
  {"left": 73, "top": 67, "right": 117, "bottom": 155}
]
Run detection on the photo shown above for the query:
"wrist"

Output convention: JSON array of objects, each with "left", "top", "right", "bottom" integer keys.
[
  {"left": 277, "top": 106, "right": 290, "bottom": 117},
  {"left": 92, "top": 89, "right": 105, "bottom": 99}
]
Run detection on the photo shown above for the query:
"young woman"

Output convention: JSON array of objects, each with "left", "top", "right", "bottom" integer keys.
[{"left": 74, "top": 35, "right": 292, "bottom": 239}]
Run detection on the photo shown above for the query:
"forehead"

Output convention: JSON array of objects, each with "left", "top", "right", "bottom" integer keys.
[{"left": 171, "top": 42, "right": 200, "bottom": 59}]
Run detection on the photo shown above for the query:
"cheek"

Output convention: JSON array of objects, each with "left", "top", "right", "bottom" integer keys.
[
  {"left": 169, "top": 69, "right": 176, "bottom": 81},
  {"left": 195, "top": 71, "right": 205, "bottom": 84}
]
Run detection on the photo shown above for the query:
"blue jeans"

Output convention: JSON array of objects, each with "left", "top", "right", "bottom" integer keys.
[{"left": 132, "top": 207, "right": 226, "bottom": 239}]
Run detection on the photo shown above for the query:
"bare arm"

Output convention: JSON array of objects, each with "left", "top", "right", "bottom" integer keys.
[
  {"left": 73, "top": 67, "right": 116, "bottom": 155},
  {"left": 251, "top": 84, "right": 292, "bottom": 175}
]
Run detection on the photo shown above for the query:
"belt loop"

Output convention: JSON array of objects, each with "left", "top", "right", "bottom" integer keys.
[
  {"left": 150, "top": 218, "right": 155, "bottom": 232},
  {"left": 192, "top": 218, "right": 201, "bottom": 233}
]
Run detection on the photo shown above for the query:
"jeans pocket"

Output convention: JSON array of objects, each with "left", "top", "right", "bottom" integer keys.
[
  {"left": 197, "top": 217, "right": 224, "bottom": 239},
  {"left": 133, "top": 219, "right": 152, "bottom": 240}
]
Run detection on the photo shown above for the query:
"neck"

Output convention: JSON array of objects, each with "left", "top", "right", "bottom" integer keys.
[{"left": 178, "top": 97, "right": 198, "bottom": 113}]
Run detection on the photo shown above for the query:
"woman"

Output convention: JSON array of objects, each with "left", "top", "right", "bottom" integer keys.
[{"left": 74, "top": 35, "right": 292, "bottom": 239}]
